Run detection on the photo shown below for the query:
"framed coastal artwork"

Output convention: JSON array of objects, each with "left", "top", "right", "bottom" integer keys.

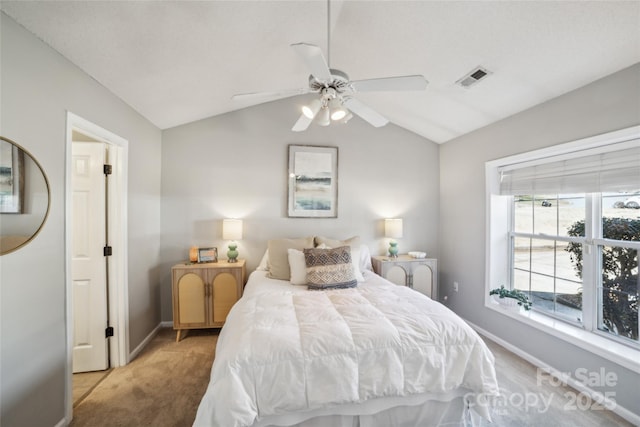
[{"left": 287, "top": 145, "right": 338, "bottom": 218}]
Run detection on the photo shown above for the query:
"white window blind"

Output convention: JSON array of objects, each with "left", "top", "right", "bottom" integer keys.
[{"left": 499, "top": 141, "right": 640, "bottom": 195}]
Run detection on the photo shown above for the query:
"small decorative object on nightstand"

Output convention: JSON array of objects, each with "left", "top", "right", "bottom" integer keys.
[
  {"left": 223, "top": 219, "right": 243, "bottom": 263},
  {"left": 171, "top": 259, "right": 246, "bottom": 342},
  {"left": 372, "top": 254, "right": 438, "bottom": 300},
  {"left": 189, "top": 246, "right": 198, "bottom": 263},
  {"left": 384, "top": 218, "right": 403, "bottom": 258}
]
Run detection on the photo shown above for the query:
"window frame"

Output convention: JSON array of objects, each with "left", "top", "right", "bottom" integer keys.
[{"left": 485, "top": 125, "right": 640, "bottom": 374}]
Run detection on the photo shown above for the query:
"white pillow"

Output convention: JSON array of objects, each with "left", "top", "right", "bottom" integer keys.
[
  {"left": 256, "top": 250, "right": 269, "bottom": 271},
  {"left": 351, "top": 247, "right": 365, "bottom": 282},
  {"left": 359, "top": 244, "right": 372, "bottom": 272},
  {"left": 287, "top": 248, "right": 308, "bottom": 285}
]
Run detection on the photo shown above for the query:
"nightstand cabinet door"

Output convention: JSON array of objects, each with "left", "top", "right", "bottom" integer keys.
[
  {"left": 175, "top": 272, "right": 207, "bottom": 326},
  {"left": 385, "top": 265, "right": 407, "bottom": 288},
  {"left": 212, "top": 271, "right": 240, "bottom": 324},
  {"left": 412, "top": 264, "right": 435, "bottom": 299}
]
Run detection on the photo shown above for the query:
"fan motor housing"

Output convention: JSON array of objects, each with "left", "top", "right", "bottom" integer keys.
[{"left": 308, "top": 69, "right": 351, "bottom": 94}]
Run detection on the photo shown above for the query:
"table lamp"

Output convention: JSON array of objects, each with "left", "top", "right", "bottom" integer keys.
[
  {"left": 385, "top": 218, "right": 403, "bottom": 258},
  {"left": 222, "top": 219, "right": 243, "bottom": 263}
]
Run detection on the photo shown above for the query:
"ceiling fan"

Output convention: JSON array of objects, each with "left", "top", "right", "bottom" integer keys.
[
  {"left": 233, "top": 43, "right": 428, "bottom": 131},
  {"left": 231, "top": 3, "right": 428, "bottom": 131}
]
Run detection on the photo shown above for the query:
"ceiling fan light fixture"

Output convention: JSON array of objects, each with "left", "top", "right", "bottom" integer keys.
[
  {"left": 317, "top": 107, "right": 331, "bottom": 126},
  {"left": 302, "top": 99, "right": 322, "bottom": 119},
  {"left": 331, "top": 107, "right": 347, "bottom": 121},
  {"left": 328, "top": 97, "right": 347, "bottom": 120}
]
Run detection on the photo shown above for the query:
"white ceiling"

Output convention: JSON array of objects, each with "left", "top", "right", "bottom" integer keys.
[{"left": 2, "top": 1, "right": 639, "bottom": 143}]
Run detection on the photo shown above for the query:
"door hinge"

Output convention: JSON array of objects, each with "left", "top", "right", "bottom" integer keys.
[
  {"left": 104, "top": 246, "right": 113, "bottom": 256},
  {"left": 105, "top": 326, "right": 114, "bottom": 338},
  {"left": 104, "top": 164, "right": 112, "bottom": 175}
]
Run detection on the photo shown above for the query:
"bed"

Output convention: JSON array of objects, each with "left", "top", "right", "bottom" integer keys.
[{"left": 194, "top": 240, "right": 499, "bottom": 427}]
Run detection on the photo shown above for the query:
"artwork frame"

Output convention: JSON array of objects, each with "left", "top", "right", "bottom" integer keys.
[
  {"left": 198, "top": 247, "right": 218, "bottom": 263},
  {"left": 288, "top": 144, "right": 338, "bottom": 218},
  {"left": 0, "top": 139, "right": 25, "bottom": 214}
]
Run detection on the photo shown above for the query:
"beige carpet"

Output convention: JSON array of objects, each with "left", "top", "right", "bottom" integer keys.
[
  {"left": 73, "top": 369, "right": 112, "bottom": 407},
  {"left": 70, "top": 328, "right": 217, "bottom": 427},
  {"left": 71, "top": 327, "right": 632, "bottom": 427}
]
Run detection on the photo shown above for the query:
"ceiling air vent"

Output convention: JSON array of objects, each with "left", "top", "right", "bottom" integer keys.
[{"left": 456, "top": 66, "right": 492, "bottom": 88}]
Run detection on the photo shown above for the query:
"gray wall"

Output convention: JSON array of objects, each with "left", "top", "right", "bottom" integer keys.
[
  {"left": 439, "top": 63, "right": 640, "bottom": 417},
  {"left": 0, "top": 13, "right": 163, "bottom": 427},
  {"left": 160, "top": 98, "right": 440, "bottom": 320}
]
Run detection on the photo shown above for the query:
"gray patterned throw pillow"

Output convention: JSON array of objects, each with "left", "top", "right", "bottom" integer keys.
[{"left": 303, "top": 246, "right": 358, "bottom": 290}]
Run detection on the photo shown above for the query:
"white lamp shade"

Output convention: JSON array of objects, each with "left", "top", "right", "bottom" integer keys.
[
  {"left": 222, "top": 219, "right": 243, "bottom": 240},
  {"left": 329, "top": 98, "right": 348, "bottom": 120},
  {"left": 384, "top": 218, "right": 403, "bottom": 239},
  {"left": 302, "top": 99, "right": 322, "bottom": 119},
  {"left": 317, "top": 107, "right": 331, "bottom": 126}
]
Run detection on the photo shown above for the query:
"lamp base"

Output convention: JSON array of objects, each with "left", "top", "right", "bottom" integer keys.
[
  {"left": 227, "top": 243, "right": 239, "bottom": 263},
  {"left": 388, "top": 241, "right": 399, "bottom": 258}
]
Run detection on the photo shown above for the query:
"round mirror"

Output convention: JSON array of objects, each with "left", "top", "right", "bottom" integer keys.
[{"left": 0, "top": 136, "right": 50, "bottom": 255}]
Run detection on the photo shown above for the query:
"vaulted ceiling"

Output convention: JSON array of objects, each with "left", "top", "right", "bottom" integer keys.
[{"left": 2, "top": 1, "right": 639, "bottom": 143}]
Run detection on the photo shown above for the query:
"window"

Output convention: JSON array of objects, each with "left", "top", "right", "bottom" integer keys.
[
  {"left": 512, "top": 194, "right": 585, "bottom": 324},
  {"left": 511, "top": 192, "right": 639, "bottom": 344},
  {"left": 486, "top": 126, "right": 640, "bottom": 357}
]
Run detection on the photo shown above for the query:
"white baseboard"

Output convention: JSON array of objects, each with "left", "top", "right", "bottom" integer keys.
[
  {"left": 160, "top": 320, "right": 173, "bottom": 328},
  {"left": 466, "top": 319, "right": 640, "bottom": 427},
  {"left": 55, "top": 417, "right": 66, "bottom": 427},
  {"left": 128, "top": 323, "right": 163, "bottom": 361}
]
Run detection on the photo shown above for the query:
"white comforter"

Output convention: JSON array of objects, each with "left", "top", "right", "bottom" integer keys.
[{"left": 194, "top": 271, "right": 499, "bottom": 427}]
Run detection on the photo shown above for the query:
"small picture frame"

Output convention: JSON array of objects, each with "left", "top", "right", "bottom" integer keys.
[{"left": 197, "top": 247, "right": 218, "bottom": 263}]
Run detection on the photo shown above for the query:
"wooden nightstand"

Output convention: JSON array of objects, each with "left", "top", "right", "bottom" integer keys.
[
  {"left": 171, "top": 260, "right": 246, "bottom": 342},
  {"left": 372, "top": 255, "right": 438, "bottom": 300}
]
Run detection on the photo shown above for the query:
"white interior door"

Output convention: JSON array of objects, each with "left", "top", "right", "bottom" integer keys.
[{"left": 72, "top": 142, "right": 109, "bottom": 373}]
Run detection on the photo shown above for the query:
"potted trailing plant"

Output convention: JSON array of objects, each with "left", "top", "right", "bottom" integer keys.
[{"left": 489, "top": 286, "right": 532, "bottom": 311}]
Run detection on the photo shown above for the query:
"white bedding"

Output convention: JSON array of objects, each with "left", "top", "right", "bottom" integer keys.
[{"left": 194, "top": 270, "right": 499, "bottom": 427}]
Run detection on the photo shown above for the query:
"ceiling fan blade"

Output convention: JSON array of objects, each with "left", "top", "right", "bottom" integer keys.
[
  {"left": 291, "top": 43, "right": 332, "bottom": 83},
  {"left": 232, "top": 87, "right": 310, "bottom": 103},
  {"left": 343, "top": 98, "right": 389, "bottom": 128},
  {"left": 292, "top": 113, "right": 313, "bottom": 132},
  {"left": 351, "top": 75, "right": 428, "bottom": 92}
]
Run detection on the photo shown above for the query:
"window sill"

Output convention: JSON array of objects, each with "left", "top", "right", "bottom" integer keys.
[{"left": 486, "top": 301, "right": 640, "bottom": 374}]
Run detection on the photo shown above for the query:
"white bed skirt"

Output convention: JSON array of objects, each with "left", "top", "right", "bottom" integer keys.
[{"left": 250, "top": 390, "right": 487, "bottom": 427}]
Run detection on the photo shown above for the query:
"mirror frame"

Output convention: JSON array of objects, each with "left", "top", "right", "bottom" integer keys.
[{"left": 0, "top": 136, "right": 51, "bottom": 255}]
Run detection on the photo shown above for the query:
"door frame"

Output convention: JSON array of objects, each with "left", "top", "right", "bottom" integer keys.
[{"left": 64, "top": 112, "right": 129, "bottom": 422}]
